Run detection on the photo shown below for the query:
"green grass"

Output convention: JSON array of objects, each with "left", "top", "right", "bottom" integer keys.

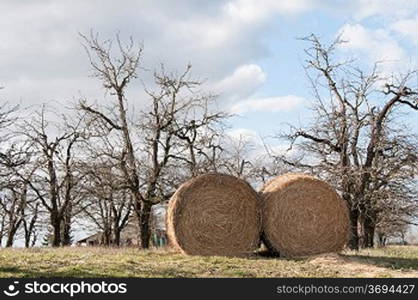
[{"left": 0, "top": 246, "right": 417, "bottom": 278}]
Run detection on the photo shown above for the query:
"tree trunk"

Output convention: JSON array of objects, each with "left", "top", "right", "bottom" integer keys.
[
  {"left": 51, "top": 218, "right": 61, "bottom": 247},
  {"left": 23, "top": 204, "right": 39, "bottom": 248},
  {"left": 114, "top": 228, "right": 121, "bottom": 246},
  {"left": 377, "top": 233, "right": 386, "bottom": 247},
  {"left": 358, "top": 212, "right": 375, "bottom": 249},
  {"left": 188, "top": 143, "right": 197, "bottom": 176},
  {"left": 101, "top": 227, "right": 112, "bottom": 246},
  {"left": 61, "top": 221, "right": 72, "bottom": 246},
  {"left": 31, "top": 233, "right": 38, "bottom": 247},
  {"left": 358, "top": 213, "right": 366, "bottom": 248},
  {"left": 61, "top": 203, "right": 73, "bottom": 246},
  {"left": 348, "top": 209, "right": 359, "bottom": 250},
  {"left": 140, "top": 202, "right": 152, "bottom": 249},
  {"left": 134, "top": 197, "right": 142, "bottom": 246},
  {"left": 400, "top": 232, "right": 407, "bottom": 245},
  {"left": 24, "top": 225, "right": 31, "bottom": 248},
  {"left": 364, "top": 216, "right": 375, "bottom": 248},
  {"left": 0, "top": 219, "right": 3, "bottom": 247},
  {"left": 6, "top": 225, "right": 19, "bottom": 247}
]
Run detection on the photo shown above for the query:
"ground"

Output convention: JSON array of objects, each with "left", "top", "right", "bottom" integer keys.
[{"left": 0, "top": 246, "right": 417, "bottom": 278}]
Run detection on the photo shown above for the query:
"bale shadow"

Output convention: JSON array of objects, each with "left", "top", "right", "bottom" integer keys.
[
  {"left": 0, "top": 264, "right": 200, "bottom": 278},
  {"left": 256, "top": 250, "right": 281, "bottom": 258},
  {"left": 0, "top": 266, "right": 117, "bottom": 278},
  {"left": 251, "top": 250, "right": 306, "bottom": 263},
  {"left": 0, "top": 266, "right": 39, "bottom": 277},
  {"left": 341, "top": 254, "right": 418, "bottom": 271}
]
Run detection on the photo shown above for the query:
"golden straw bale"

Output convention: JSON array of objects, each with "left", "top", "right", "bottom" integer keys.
[
  {"left": 167, "top": 173, "right": 261, "bottom": 256},
  {"left": 261, "top": 174, "right": 350, "bottom": 257}
]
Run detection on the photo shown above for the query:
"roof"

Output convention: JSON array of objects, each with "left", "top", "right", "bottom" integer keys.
[{"left": 76, "top": 232, "right": 102, "bottom": 243}]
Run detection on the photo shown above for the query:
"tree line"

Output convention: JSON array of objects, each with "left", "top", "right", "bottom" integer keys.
[
  {"left": 0, "top": 33, "right": 417, "bottom": 249},
  {"left": 0, "top": 33, "right": 270, "bottom": 248},
  {"left": 274, "top": 35, "right": 418, "bottom": 249}
]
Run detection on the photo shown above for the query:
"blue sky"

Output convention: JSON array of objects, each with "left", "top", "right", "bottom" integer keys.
[
  {"left": 236, "top": 3, "right": 418, "bottom": 143},
  {"left": 1, "top": 0, "right": 418, "bottom": 145}
]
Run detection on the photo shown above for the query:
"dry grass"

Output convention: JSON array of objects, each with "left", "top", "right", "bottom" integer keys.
[{"left": 0, "top": 246, "right": 417, "bottom": 278}]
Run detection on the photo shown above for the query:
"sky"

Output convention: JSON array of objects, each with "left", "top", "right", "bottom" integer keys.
[
  {"left": 1, "top": 0, "right": 418, "bottom": 141},
  {"left": 1, "top": 1, "right": 418, "bottom": 242},
  {"left": 0, "top": 0, "right": 418, "bottom": 136}
]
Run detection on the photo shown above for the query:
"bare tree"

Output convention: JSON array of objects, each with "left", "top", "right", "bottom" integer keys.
[
  {"left": 0, "top": 180, "right": 29, "bottom": 247},
  {"left": 17, "top": 106, "right": 86, "bottom": 247},
  {"left": 0, "top": 100, "right": 21, "bottom": 247},
  {"left": 162, "top": 69, "right": 228, "bottom": 177},
  {"left": 0, "top": 101, "right": 18, "bottom": 153},
  {"left": 21, "top": 201, "right": 41, "bottom": 248},
  {"left": 79, "top": 156, "right": 132, "bottom": 246},
  {"left": 79, "top": 32, "right": 147, "bottom": 245},
  {"left": 133, "top": 65, "right": 229, "bottom": 246},
  {"left": 275, "top": 34, "right": 418, "bottom": 249},
  {"left": 376, "top": 218, "right": 410, "bottom": 247},
  {"left": 79, "top": 33, "right": 228, "bottom": 248},
  {"left": 0, "top": 136, "right": 36, "bottom": 247}
]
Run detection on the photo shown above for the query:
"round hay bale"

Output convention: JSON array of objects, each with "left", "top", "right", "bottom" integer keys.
[
  {"left": 261, "top": 174, "right": 350, "bottom": 257},
  {"left": 167, "top": 173, "right": 261, "bottom": 256}
]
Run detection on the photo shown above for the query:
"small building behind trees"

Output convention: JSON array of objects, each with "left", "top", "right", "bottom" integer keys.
[{"left": 76, "top": 203, "right": 168, "bottom": 247}]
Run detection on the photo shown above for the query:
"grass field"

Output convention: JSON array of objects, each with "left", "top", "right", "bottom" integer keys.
[{"left": 0, "top": 246, "right": 417, "bottom": 278}]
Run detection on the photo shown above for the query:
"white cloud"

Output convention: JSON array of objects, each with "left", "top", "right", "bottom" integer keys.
[
  {"left": 266, "top": 143, "right": 299, "bottom": 158},
  {"left": 1, "top": 0, "right": 416, "bottom": 115},
  {"left": 224, "top": 0, "right": 313, "bottom": 22},
  {"left": 230, "top": 95, "right": 304, "bottom": 114},
  {"left": 391, "top": 15, "right": 418, "bottom": 46},
  {"left": 227, "top": 128, "right": 258, "bottom": 143},
  {"left": 338, "top": 23, "right": 405, "bottom": 68},
  {"left": 215, "top": 64, "right": 266, "bottom": 102},
  {"left": 350, "top": 0, "right": 418, "bottom": 20},
  {"left": 0, "top": 0, "right": 281, "bottom": 107}
]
